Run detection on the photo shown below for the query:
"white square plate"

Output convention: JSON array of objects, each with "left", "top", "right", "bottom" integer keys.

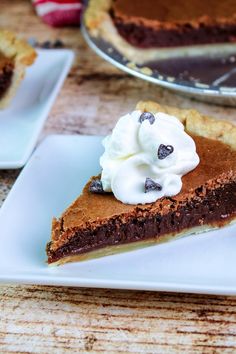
[
  {"left": 0, "top": 135, "right": 235, "bottom": 295},
  {"left": 0, "top": 49, "right": 74, "bottom": 169}
]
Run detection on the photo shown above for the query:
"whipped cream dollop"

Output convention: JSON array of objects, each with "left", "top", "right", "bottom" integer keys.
[{"left": 100, "top": 110, "right": 200, "bottom": 204}]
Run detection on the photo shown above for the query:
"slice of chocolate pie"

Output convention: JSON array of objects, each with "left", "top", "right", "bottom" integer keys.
[
  {"left": 0, "top": 29, "right": 36, "bottom": 108},
  {"left": 47, "top": 101, "right": 236, "bottom": 265},
  {"left": 84, "top": 0, "right": 236, "bottom": 63}
]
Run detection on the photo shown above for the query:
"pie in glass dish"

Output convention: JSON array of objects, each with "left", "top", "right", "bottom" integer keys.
[
  {"left": 46, "top": 101, "right": 236, "bottom": 265},
  {"left": 0, "top": 29, "right": 36, "bottom": 109}
]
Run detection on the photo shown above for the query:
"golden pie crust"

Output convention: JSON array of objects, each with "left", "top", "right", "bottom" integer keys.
[
  {"left": 136, "top": 101, "right": 236, "bottom": 150},
  {"left": 0, "top": 29, "right": 37, "bottom": 108}
]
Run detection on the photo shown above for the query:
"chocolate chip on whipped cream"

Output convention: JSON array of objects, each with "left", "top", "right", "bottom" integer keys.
[
  {"left": 157, "top": 144, "right": 174, "bottom": 159},
  {"left": 145, "top": 178, "right": 162, "bottom": 193},
  {"left": 139, "top": 111, "right": 155, "bottom": 125}
]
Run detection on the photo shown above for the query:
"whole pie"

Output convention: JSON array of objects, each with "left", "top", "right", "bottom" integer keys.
[
  {"left": 0, "top": 30, "right": 36, "bottom": 109},
  {"left": 47, "top": 101, "right": 236, "bottom": 265},
  {"left": 84, "top": 0, "right": 236, "bottom": 64}
]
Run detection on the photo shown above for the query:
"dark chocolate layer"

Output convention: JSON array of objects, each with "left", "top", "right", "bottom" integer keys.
[
  {"left": 112, "top": 16, "right": 236, "bottom": 48},
  {"left": 0, "top": 62, "right": 14, "bottom": 99},
  {"left": 47, "top": 181, "right": 236, "bottom": 264}
]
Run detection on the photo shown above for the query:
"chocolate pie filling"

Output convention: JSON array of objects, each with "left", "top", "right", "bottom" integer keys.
[
  {"left": 111, "top": 0, "right": 236, "bottom": 48},
  {"left": 47, "top": 181, "right": 236, "bottom": 264},
  {"left": 112, "top": 19, "right": 236, "bottom": 48},
  {"left": 0, "top": 56, "right": 14, "bottom": 99}
]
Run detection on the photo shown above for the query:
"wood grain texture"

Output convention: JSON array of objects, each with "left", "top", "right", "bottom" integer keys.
[
  {"left": 0, "top": 1, "right": 236, "bottom": 353},
  {"left": 1, "top": 286, "right": 236, "bottom": 353}
]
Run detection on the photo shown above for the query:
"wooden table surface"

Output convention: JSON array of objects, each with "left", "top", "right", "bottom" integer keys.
[{"left": 1, "top": 1, "right": 236, "bottom": 353}]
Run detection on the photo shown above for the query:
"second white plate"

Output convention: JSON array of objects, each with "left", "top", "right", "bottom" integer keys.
[
  {"left": 0, "top": 135, "right": 236, "bottom": 295},
  {"left": 0, "top": 49, "right": 74, "bottom": 169}
]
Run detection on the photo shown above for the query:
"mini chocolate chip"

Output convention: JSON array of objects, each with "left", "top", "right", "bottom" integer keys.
[
  {"left": 89, "top": 179, "right": 105, "bottom": 194},
  {"left": 144, "top": 178, "right": 162, "bottom": 193},
  {"left": 139, "top": 112, "right": 155, "bottom": 125},
  {"left": 157, "top": 144, "right": 174, "bottom": 159},
  {"left": 41, "top": 40, "right": 52, "bottom": 49},
  {"left": 53, "top": 39, "right": 64, "bottom": 48}
]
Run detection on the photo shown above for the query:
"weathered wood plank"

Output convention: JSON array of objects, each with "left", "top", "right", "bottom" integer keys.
[{"left": 1, "top": 286, "right": 236, "bottom": 353}]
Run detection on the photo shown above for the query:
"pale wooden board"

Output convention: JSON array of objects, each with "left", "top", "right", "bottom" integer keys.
[
  {"left": 0, "top": 1, "right": 236, "bottom": 352},
  {"left": 1, "top": 286, "right": 236, "bottom": 353}
]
